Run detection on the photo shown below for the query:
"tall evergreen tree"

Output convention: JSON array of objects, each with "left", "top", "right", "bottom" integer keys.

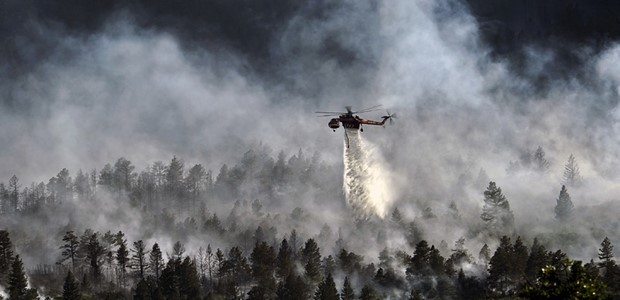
[
  {"left": 555, "top": 185, "right": 574, "bottom": 221},
  {"left": 314, "top": 272, "right": 339, "bottom": 300},
  {"left": 488, "top": 236, "right": 513, "bottom": 296},
  {"left": 150, "top": 243, "right": 163, "bottom": 279},
  {"left": 533, "top": 146, "right": 550, "bottom": 172},
  {"left": 562, "top": 154, "right": 582, "bottom": 187},
  {"left": 179, "top": 256, "right": 201, "bottom": 299},
  {"left": 481, "top": 182, "right": 514, "bottom": 231},
  {"left": 62, "top": 271, "right": 80, "bottom": 300},
  {"left": 131, "top": 240, "right": 148, "bottom": 280},
  {"left": 85, "top": 233, "right": 105, "bottom": 281},
  {"left": 8, "top": 255, "right": 29, "bottom": 300},
  {"left": 358, "top": 285, "right": 378, "bottom": 300},
  {"left": 250, "top": 241, "right": 276, "bottom": 294},
  {"left": 525, "top": 238, "right": 549, "bottom": 280},
  {"left": 60, "top": 231, "right": 80, "bottom": 272},
  {"left": 341, "top": 276, "right": 355, "bottom": 300},
  {"left": 598, "top": 237, "right": 615, "bottom": 269},
  {"left": 302, "top": 239, "right": 322, "bottom": 283},
  {"left": 276, "top": 238, "right": 293, "bottom": 279},
  {"left": 116, "top": 233, "right": 129, "bottom": 285},
  {"left": 8, "top": 175, "right": 19, "bottom": 213},
  {"left": 0, "top": 230, "right": 14, "bottom": 281},
  {"left": 513, "top": 236, "right": 529, "bottom": 283}
]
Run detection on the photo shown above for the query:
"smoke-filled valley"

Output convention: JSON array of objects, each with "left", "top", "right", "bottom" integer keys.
[{"left": 3, "top": 0, "right": 620, "bottom": 299}]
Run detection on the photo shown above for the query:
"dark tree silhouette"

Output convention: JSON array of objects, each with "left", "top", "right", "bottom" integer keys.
[
  {"left": 481, "top": 182, "right": 514, "bottom": 232},
  {"left": 555, "top": 185, "right": 574, "bottom": 221},
  {"left": 62, "top": 271, "right": 80, "bottom": 300}
]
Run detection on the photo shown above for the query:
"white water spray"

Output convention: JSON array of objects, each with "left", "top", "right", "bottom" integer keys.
[{"left": 343, "top": 128, "right": 394, "bottom": 219}]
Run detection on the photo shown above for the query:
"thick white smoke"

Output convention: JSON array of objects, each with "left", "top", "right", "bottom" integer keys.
[{"left": 343, "top": 128, "right": 395, "bottom": 218}]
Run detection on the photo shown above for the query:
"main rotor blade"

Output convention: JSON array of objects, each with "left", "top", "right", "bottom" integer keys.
[
  {"left": 355, "top": 104, "right": 383, "bottom": 114},
  {"left": 317, "top": 114, "right": 339, "bottom": 117},
  {"left": 345, "top": 106, "right": 353, "bottom": 113},
  {"left": 315, "top": 111, "right": 346, "bottom": 114}
]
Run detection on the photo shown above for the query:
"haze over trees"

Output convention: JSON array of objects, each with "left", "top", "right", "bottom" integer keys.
[{"left": 0, "top": 143, "right": 615, "bottom": 299}]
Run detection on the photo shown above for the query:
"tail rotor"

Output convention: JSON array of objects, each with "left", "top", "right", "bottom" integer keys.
[{"left": 382, "top": 111, "right": 396, "bottom": 125}]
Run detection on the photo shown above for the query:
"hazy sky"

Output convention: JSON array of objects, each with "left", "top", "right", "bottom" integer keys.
[{"left": 2, "top": 0, "right": 620, "bottom": 191}]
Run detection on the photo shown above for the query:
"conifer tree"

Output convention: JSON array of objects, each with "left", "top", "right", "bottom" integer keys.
[
  {"left": 85, "top": 232, "right": 105, "bottom": 281},
  {"left": 513, "top": 236, "right": 529, "bottom": 283},
  {"left": 409, "top": 240, "right": 430, "bottom": 276},
  {"left": 131, "top": 240, "right": 148, "bottom": 280},
  {"left": 133, "top": 279, "right": 150, "bottom": 300},
  {"left": 250, "top": 241, "right": 276, "bottom": 294},
  {"left": 276, "top": 238, "right": 293, "bottom": 279},
  {"left": 8, "top": 255, "right": 30, "bottom": 300},
  {"left": 481, "top": 182, "right": 514, "bottom": 231},
  {"left": 314, "top": 272, "right": 339, "bottom": 300},
  {"left": 488, "top": 236, "right": 513, "bottom": 296},
  {"left": 598, "top": 237, "right": 615, "bottom": 269},
  {"left": 525, "top": 238, "right": 549, "bottom": 280},
  {"left": 60, "top": 231, "right": 80, "bottom": 272},
  {"left": 302, "top": 238, "right": 322, "bottom": 283},
  {"left": 116, "top": 233, "right": 129, "bottom": 285},
  {"left": 63, "top": 271, "right": 80, "bottom": 300},
  {"left": 358, "top": 285, "right": 378, "bottom": 300},
  {"left": 555, "top": 185, "right": 574, "bottom": 221},
  {"left": 533, "top": 146, "right": 550, "bottom": 172},
  {"left": 179, "top": 256, "right": 200, "bottom": 299},
  {"left": 562, "top": 154, "right": 582, "bottom": 187},
  {"left": 341, "top": 276, "right": 355, "bottom": 300},
  {"left": 150, "top": 243, "right": 163, "bottom": 279},
  {"left": 0, "top": 230, "right": 14, "bottom": 282}
]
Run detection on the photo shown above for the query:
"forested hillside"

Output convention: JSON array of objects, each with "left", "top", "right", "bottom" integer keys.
[{"left": 0, "top": 145, "right": 618, "bottom": 299}]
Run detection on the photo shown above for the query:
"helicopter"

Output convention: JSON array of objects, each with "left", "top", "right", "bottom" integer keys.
[{"left": 316, "top": 105, "right": 395, "bottom": 147}]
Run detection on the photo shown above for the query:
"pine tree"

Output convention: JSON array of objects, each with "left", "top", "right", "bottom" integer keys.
[
  {"left": 250, "top": 241, "right": 276, "bottom": 294},
  {"left": 598, "top": 237, "right": 615, "bottom": 269},
  {"left": 60, "top": 231, "right": 80, "bottom": 272},
  {"left": 302, "top": 239, "right": 322, "bottom": 283},
  {"left": 116, "top": 233, "right": 129, "bottom": 285},
  {"left": 525, "top": 238, "right": 549, "bottom": 281},
  {"left": 562, "top": 154, "right": 582, "bottom": 187},
  {"left": 533, "top": 146, "right": 550, "bottom": 172},
  {"left": 85, "top": 232, "right": 105, "bottom": 281},
  {"left": 450, "top": 237, "right": 472, "bottom": 265},
  {"left": 555, "top": 185, "right": 574, "bottom": 221},
  {"left": 131, "top": 240, "right": 148, "bottom": 280},
  {"left": 512, "top": 236, "right": 529, "bottom": 282},
  {"left": 276, "top": 238, "right": 293, "bottom": 279},
  {"left": 8, "top": 255, "right": 29, "bottom": 300},
  {"left": 150, "top": 243, "right": 163, "bottom": 279},
  {"left": 8, "top": 175, "right": 19, "bottom": 213},
  {"left": 63, "top": 271, "right": 80, "bottom": 300},
  {"left": 408, "top": 240, "right": 431, "bottom": 276},
  {"left": 314, "top": 272, "right": 339, "bottom": 300},
  {"left": 134, "top": 279, "right": 150, "bottom": 300},
  {"left": 488, "top": 236, "right": 513, "bottom": 296},
  {"left": 358, "top": 285, "right": 378, "bottom": 300},
  {"left": 0, "top": 230, "right": 14, "bottom": 282},
  {"left": 179, "top": 256, "right": 201, "bottom": 299},
  {"left": 480, "top": 182, "right": 514, "bottom": 231},
  {"left": 341, "top": 276, "right": 355, "bottom": 300}
]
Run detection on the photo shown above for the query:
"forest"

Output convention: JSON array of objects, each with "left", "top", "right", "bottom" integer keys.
[{"left": 0, "top": 144, "right": 618, "bottom": 300}]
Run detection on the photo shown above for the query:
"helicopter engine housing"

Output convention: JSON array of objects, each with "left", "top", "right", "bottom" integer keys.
[{"left": 328, "top": 118, "right": 340, "bottom": 129}]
